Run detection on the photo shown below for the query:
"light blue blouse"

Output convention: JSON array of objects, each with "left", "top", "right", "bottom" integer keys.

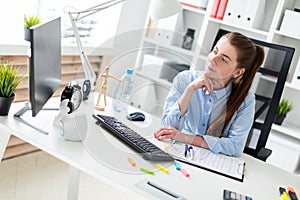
[{"left": 162, "top": 70, "right": 255, "bottom": 156}]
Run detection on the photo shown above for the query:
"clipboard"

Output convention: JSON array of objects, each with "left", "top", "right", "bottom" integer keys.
[{"left": 165, "top": 142, "right": 246, "bottom": 182}]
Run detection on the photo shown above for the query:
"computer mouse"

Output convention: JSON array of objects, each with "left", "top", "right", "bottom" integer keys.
[{"left": 127, "top": 112, "right": 145, "bottom": 121}]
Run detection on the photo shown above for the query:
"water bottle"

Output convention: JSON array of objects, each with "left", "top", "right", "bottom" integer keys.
[{"left": 114, "top": 68, "right": 134, "bottom": 113}]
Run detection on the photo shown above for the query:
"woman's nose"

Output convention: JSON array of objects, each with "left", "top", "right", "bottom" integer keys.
[{"left": 210, "top": 53, "right": 219, "bottom": 64}]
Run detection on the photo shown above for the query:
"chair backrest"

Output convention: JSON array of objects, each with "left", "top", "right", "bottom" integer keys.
[{"left": 212, "top": 29, "right": 295, "bottom": 160}]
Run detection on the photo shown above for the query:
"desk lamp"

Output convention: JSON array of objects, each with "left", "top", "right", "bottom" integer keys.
[{"left": 67, "top": 0, "right": 182, "bottom": 99}]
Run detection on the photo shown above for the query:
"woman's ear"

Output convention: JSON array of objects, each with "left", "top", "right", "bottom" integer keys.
[{"left": 233, "top": 68, "right": 245, "bottom": 78}]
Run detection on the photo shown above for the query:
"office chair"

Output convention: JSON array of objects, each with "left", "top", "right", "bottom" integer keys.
[{"left": 213, "top": 29, "right": 295, "bottom": 161}]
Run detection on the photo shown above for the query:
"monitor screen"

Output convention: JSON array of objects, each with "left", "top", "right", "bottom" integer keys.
[{"left": 29, "top": 17, "right": 62, "bottom": 117}]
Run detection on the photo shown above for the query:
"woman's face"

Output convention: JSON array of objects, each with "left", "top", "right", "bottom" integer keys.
[{"left": 206, "top": 37, "right": 245, "bottom": 85}]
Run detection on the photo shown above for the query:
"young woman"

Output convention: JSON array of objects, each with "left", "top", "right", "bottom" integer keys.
[{"left": 154, "top": 32, "right": 265, "bottom": 157}]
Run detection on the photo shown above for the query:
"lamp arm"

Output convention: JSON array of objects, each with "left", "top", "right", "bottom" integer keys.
[
  {"left": 68, "top": 13, "right": 96, "bottom": 87},
  {"left": 69, "top": 0, "right": 125, "bottom": 20},
  {"left": 67, "top": 0, "right": 125, "bottom": 89}
]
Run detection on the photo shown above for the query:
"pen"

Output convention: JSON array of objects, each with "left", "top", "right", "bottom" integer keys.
[
  {"left": 279, "top": 187, "right": 289, "bottom": 200},
  {"left": 288, "top": 186, "right": 298, "bottom": 200},
  {"left": 188, "top": 146, "right": 194, "bottom": 160},
  {"left": 184, "top": 144, "right": 188, "bottom": 157}
]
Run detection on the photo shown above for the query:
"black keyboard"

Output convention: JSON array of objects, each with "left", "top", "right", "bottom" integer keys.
[{"left": 93, "top": 114, "right": 174, "bottom": 162}]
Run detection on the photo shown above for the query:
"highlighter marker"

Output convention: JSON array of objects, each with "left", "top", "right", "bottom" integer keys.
[
  {"left": 127, "top": 157, "right": 136, "bottom": 167},
  {"left": 174, "top": 161, "right": 181, "bottom": 170},
  {"left": 180, "top": 168, "right": 190, "bottom": 177},
  {"left": 156, "top": 164, "right": 169, "bottom": 173},
  {"left": 279, "top": 187, "right": 290, "bottom": 200},
  {"left": 140, "top": 167, "right": 155, "bottom": 175},
  {"left": 288, "top": 186, "right": 298, "bottom": 200}
]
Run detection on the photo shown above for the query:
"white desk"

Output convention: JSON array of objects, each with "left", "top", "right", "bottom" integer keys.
[{"left": 0, "top": 95, "right": 300, "bottom": 200}]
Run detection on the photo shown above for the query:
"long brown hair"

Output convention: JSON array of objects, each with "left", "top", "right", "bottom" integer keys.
[{"left": 206, "top": 32, "right": 265, "bottom": 137}]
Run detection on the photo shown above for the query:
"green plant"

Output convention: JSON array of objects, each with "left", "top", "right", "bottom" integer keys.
[
  {"left": 276, "top": 98, "right": 293, "bottom": 116},
  {"left": 24, "top": 15, "right": 41, "bottom": 29},
  {"left": 0, "top": 61, "right": 25, "bottom": 97}
]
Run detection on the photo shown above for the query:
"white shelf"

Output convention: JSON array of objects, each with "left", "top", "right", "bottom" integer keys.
[
  {"left": 208, "top": 18, "right": 269, "bottom": 37},
  {"left": 259, "top": 74, "right": 300, "bottom": 92},
  {"left": 272, "top": 123, "right": 300, "bottom": 141},
  {"left": 143, "top": 38, "right": 195, "bottom": 57},
  {"left": 284, "top": 82, "right": 300, "bottom": 91},
  {"left": 135, "top": 71, "right": 172, "bottom": 88},
  {"left": 274, "top": 30, "right": 300, "bottom": 41},
  {"left": 182, "top": 5, "right": 206, "bottom": 15}
]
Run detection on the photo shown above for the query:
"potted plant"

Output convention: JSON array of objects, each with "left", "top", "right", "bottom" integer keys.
[
  {"left": 24, "top": 15, "right": 41, "bottom": 41},
  {"left": 0, "top": 61, "right": 25, "bottom": 115},
  {"left": 273, "top": 98, "right": 293, "bottom": 125}
]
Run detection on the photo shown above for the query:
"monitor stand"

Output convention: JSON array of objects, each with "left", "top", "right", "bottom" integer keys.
[{"left": 13, "top": 102, "right": 58, "bottom": 135}]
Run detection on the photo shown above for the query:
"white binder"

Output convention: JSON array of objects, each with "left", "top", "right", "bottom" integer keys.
[
  {"left": 154, "top": 14, "right": 179, "bottom": 44},
  {"left": 234, "top": 0, "right": 245, "bottom": 26},
  {"left": 223, "top": 0, "right": 265, "bottom": 29},
  {"left": 242, "top": 0, "right": 265, "bottom": 29},
  {"left": 223, "top": 0, "right": 235, "bottom": 24}
]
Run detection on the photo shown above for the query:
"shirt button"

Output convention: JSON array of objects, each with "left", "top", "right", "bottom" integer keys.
[{"left": 202, "top": 123, "right": 206, "bottom": 126}]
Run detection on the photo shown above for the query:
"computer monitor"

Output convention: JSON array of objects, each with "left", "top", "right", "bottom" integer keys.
[
  {"left": 29, "top": 17, "right": 61, "bottom": 117},
  {"left": 14, "top": 17, "right": 62, "bottom": 134}
]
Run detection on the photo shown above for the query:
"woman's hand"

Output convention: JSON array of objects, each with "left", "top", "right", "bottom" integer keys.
[
  {"left": 154, "top": 126, "right": 209, "bottom": 149},
  {"left": 189, "top": 73, "right": 224, "bottom": 94},
  {"left": 189, "top": 73, "right": 214, "bottom": 94},
  {"left": 154, "top": 126, "right": 181, "bottom": 141}
]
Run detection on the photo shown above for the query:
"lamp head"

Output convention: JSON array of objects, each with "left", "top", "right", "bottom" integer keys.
[{"left": 149, "top": 0, "right": 182, "bottom": 20}]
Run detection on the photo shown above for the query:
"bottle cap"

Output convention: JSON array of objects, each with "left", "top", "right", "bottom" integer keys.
[
  {"left": 187, "top": 28, "right": 195, "bottom": 36},
  {"left": 126, "top": 68, "right": 133, "bottom": 75}
]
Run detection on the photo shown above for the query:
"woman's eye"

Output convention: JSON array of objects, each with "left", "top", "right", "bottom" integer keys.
[{"left": 222, "top": 57, "right": 228, "bottom": 63}]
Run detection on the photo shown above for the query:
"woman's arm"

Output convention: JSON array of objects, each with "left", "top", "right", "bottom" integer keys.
[{"left": 178, "top": 73, "right": 215, "bottom": 116}]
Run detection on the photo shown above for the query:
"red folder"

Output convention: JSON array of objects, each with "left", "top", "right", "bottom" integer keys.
[
  {"left": 210, "top": 0, "right": 221, "bottom": 18},
  {"left": 180, "top": 2, "right": 199, "bottom": 9},
  {"left": 216, "top": 0, "right": 228, "bottom": 20}
]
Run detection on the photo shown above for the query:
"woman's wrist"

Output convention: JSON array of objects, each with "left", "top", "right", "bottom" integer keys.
[
  {"left": 174, "top": 131, "right": 208, "bottom": 149},
  {"left": 188, "top": 82, "right": 197, "bottom": 92}
]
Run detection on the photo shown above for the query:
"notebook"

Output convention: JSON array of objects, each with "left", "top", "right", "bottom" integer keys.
[{"left": 163, "top": 142, "right": 245, "bottom": 182}]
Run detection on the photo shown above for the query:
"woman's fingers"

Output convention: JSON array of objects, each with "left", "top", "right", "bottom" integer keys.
[
  {"left": 204, "top": 76, "right": 214, "bottom": 93},
  {"left": 154, "top": 126, "right": 177, "bottom": 140}
]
